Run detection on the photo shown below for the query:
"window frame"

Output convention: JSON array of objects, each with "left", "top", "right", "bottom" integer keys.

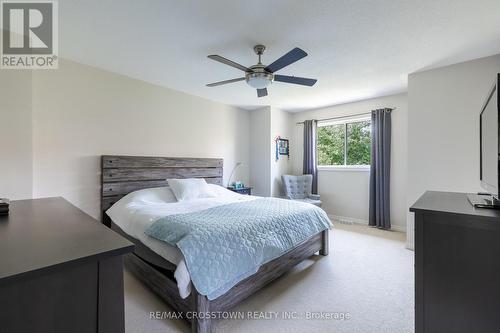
[{"left": 316, "top": 115, "right": 371, "bottom": 170}]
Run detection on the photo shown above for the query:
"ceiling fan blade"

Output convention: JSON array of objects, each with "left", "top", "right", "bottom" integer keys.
[
  {"left": 257, "top": 88, "right": 268, "bottom": 97},
  {"left": 265, "top": 47, "right": 308, "bottom": 73},
  {"left": 206, "top": 77, "right": 245, "bottom": 87},
  {"left": 274, "top": 75, "right": 317, "bottom": 86},
  {"left": 208, "top": 55, "right": 252, "bottom": 72}
]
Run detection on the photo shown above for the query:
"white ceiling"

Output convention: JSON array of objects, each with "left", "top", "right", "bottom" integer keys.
[{"left": 60, "top": 0, "right": 500, "bottom": 111}]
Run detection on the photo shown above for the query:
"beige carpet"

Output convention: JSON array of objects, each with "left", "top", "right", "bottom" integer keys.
[{"left": 124, "top": 223, "right": 414, "bottom": 333}]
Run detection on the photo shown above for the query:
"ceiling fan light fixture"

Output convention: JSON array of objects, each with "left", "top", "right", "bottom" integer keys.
[
  {"left": 245, "top": 72, "right": 273, "bottom": 89},
  {"left": 206, "top": 45, "right": 316, "bottom": 97}
]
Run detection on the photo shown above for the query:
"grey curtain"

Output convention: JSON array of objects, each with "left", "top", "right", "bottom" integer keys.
[
  {"left": 369, "top": 109, "right": 392, "bottom": 229},
  {"left": 303, "top": 120, "right": 318, "bottom": 194}
]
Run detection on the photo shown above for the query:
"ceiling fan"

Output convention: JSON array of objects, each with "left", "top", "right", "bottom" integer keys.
[{"left": 206, "top": 45, "right": 317, "bottom": 98}]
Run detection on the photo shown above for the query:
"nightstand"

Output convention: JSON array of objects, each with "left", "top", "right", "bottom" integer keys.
[{"left": 227, "top": 187, "right": 252, "bottom": 195}]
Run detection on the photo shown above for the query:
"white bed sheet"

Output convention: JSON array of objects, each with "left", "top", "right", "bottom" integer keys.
[{"left": 106, "top": 184, "right": 256, "bottom": 298}]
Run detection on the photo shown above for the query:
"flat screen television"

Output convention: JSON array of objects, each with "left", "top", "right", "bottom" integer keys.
[{"left": 476, "top": 74, "right": 500, "bottom": 207}]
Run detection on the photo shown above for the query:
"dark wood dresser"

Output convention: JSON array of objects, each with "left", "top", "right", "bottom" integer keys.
[
  {"left": 0, "top": 197, "right": 134, "bottom": 333},
  {"left": 410, "top": 191, "right": 500, "bottom": 333}
]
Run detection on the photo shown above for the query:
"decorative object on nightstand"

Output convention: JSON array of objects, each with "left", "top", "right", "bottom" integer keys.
[
  {"left": 227, "top": 162, "right": 243, "bottom": 188},
  {"left": 0, "top": 198, "right": 9, "bottom": 215},
  {"left": 226, "top": 161, "right": 251, "bottom": 194},
  {"left": 227, "top": 186, "right": 252, "bottom": 195},
  {"left": 275, "top": 136, "right": 289, "bottom": 161},
  {"left": 233, "top": 181, "right": 244, "bottom": 189},
  {"left": 281, "top": 174, "right": 321, "bottom": 207}
]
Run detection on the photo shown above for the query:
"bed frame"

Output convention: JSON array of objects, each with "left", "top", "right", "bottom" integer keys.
[{"left": 100, "top": 155, "right": 329, "bottom": 333}]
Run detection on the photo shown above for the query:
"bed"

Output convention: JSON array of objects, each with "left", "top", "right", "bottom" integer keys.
[{"left": 101, "top": 155, "right": 330, "bottom": 333}]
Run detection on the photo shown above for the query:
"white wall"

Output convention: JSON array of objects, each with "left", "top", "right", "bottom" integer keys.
[
  {"left": 291, "top": 93, "right": 408, "bottom": 231},
  {"left": 249, "top": 106, "right": 271, "bottom": 196},
  {"left": 0, "top": 70, "right": 33, "bottom": 199},
  {"left": 270, "top": 107, "right": 293, "bottom": 197},
  {"left": 10, "top": 52, "right": 498, "bottom": 246},
  {"left": 249, "top": 106, "right": 293, "bottom": 197},
  {"left": 31, "top": 59, "right": 250, "bottom": 219},
  {"left": 407, "top": 54, "right": 500, "bottom": 249}
]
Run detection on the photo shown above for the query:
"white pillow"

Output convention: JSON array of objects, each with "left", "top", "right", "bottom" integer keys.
[
  {"left": 167, "top": 178, "right": 216, "bottom": 201},
  {"left": 106, "top": 186, "right": 177, "bottom": 222}
]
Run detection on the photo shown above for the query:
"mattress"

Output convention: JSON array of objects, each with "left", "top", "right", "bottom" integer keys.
[{"left": 110, "top": 222, "right": 176, "bottom": 271}]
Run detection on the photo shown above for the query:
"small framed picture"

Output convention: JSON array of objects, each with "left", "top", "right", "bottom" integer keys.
[{"left": 275, "top": 137, "right": 289, "bottom": 160}]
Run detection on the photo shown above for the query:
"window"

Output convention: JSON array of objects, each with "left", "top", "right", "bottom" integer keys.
[{"left": 317, "top": 117, "right": 371, "bottom": 168}]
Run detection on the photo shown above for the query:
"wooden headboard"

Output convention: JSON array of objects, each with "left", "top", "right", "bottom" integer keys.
[{"left": 100, "top": 155, "right": 223, "bottom": 226}]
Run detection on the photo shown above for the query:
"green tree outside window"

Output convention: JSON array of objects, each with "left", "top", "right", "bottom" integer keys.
[{"left": 317, "top": 120, "right": 371, "bottom": 166}]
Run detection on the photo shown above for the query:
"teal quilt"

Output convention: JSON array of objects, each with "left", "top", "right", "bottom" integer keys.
[{"left": 145, "top": 197, "right": 332, "bottom": 300}]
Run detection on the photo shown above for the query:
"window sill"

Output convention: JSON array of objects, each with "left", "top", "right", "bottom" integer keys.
[{"left": 317, "top": 165, "right": 370, "bottom": 172}]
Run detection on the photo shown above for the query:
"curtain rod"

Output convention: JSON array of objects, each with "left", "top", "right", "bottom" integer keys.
[{"left": 295, "top": 108, "right": 396, "bottom": 125}]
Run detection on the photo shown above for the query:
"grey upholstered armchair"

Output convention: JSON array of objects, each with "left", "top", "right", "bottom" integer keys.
[{"left": 281, "top": 174, "right": 322, "bottom": 207}]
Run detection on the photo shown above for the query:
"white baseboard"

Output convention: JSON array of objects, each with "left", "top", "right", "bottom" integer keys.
[
  {"left": 328, "top": 214, "right": 407, "bottom": 233},
  {"left": 329, "top": 214, "right": 367, "bottom": 225}
]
